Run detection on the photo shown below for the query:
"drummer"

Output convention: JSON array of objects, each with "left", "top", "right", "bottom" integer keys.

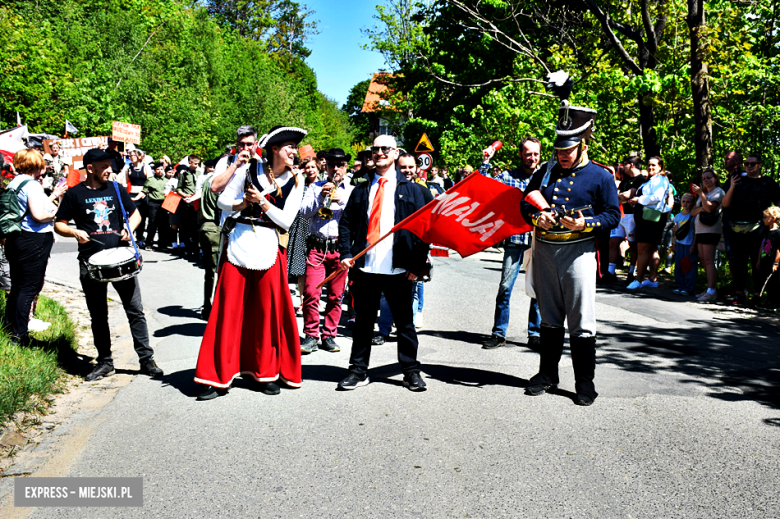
[{"left": 54, "top": 148, "right": 164, "bottom": 382}]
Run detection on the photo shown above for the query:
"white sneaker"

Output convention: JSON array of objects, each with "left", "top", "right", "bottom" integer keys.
[
  {"left": 641, "top": 280, "right": 658, "bottom": 288},
  {"left": 626, "top": 280, "right": 641, "bottom": 290},
  {"left": 28, "top": 318, "right": 51, "bottom": 332}
]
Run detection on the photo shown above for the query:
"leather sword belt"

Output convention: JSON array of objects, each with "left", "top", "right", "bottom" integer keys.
[
  {"left": 234, "top": 217, "right": 276, "bottom": 228},
  {"left": 307, "top": 235, "right": 339, "bottom": 253},
  {"left": 535, "top": 227, "right": 595, "bottom": 245}
]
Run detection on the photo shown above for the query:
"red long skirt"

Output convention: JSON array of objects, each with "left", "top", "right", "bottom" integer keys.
[{"left": 194, "top": 249, "right": 302, "bottom": 388}]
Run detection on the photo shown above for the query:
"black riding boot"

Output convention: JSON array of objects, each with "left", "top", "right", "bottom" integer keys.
[
  {"left": 570, "top": 336, "right": 598, "bottom": 405},
  {"left": 526, "top": 326, "right": 565, "bottom": 395}
]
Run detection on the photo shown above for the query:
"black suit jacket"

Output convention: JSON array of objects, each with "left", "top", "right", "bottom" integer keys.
[{"left": 338, "top": 169, "right": 430, "bottom": 276}]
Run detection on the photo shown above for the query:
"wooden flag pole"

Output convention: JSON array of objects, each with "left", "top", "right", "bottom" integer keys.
[{"left": 315, "top": 229, "right": 395, "bottom": 289}]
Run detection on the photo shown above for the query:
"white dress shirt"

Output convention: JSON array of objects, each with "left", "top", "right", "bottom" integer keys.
[{"left": 362, "top": 169, "right": 406, "bottom": 275}]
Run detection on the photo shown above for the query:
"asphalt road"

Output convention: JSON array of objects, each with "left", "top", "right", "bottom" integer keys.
[{"left": 18, "top": 240, "right": 780, "bottom": 517}]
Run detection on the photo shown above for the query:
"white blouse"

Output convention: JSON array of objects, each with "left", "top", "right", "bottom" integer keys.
[{"left": 218, "top": 163, "right": 304, "bottom": 271}]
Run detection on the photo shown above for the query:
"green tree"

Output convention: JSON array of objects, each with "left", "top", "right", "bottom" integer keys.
[{"left": 342, "top": 79, "right": 372, "bottom": 142}]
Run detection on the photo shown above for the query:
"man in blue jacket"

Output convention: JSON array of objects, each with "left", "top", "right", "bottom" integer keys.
[
  {"left": 337, "top": 135, "right": 430, "bottom": 392},
  {"left": 520, "top": 104, "right": 620, "bottom": 406}
]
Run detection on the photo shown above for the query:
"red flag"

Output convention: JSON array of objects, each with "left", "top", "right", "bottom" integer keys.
[{"left": 392, "top": 173, "right": 532, "bottom": 258}]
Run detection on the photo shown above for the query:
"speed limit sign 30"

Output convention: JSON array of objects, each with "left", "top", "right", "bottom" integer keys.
[{"left": 417, "top": 153, "right": 432, "bottom": 171}]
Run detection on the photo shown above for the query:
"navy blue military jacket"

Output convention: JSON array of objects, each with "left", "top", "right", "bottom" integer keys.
[
  {"left": 521, "top": 159, "right": 620, "bottom": 232},
  {"left": 338, "top": 168, "right": 430, "bottom": 276}
]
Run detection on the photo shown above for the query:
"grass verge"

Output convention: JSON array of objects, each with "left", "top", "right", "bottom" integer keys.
[{"left": 0, "top": 292, "right": 78, "bottom": 428}]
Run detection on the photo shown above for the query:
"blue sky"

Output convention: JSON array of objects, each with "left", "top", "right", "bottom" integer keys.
[{"left": 305, "top": 0, "right": 388, "bottom": 108}]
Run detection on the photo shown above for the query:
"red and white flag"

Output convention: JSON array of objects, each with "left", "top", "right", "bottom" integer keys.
[{"left": 392, "top": 172, "right": 532, "bottom": 258}]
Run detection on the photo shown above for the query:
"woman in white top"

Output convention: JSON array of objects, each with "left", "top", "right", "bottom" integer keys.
[
  {"left": 4, "top": 149, "right": 67, "bottom": 343},
  {"left": 117, "top": 150, "right": 152, "bottom": 244},
  {"left": 690, "top": 169, "right": 725, "bottom": 302},
  {"left": 194, "top": 126, "right": 307, "bottom": 400},
  {"left": 628, "top": 156, "right": 673, "bottom": 289}
]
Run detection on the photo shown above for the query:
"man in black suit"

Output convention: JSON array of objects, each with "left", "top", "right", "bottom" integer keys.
[{"left": 337, "top": 135, "right": 430, "bottom": 391}]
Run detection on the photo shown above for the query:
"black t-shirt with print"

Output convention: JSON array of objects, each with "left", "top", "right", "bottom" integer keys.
[
  {"left": 618, "top": 174, "right": 646, "bottom": 215},
  {"left": 723, "top": 176, "right": 780, "bottom": 223},
  {"left": 56, "top": 182, "right": 136, "bottom": 260}
]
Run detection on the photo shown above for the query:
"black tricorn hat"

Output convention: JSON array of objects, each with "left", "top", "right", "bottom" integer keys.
[
  {"left": 325, "top": 148, "right": 351, "bottom": 162},
  {"left": 257, "top": 125, "right": 307, "bottom": 151},
  {"left": 553, "top": 104, "right": 597, "bottom": 150}
]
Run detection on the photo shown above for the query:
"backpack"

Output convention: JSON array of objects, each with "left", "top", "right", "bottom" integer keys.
[{"left": 0, "top": 179, "right": 32, "bottom": 237}]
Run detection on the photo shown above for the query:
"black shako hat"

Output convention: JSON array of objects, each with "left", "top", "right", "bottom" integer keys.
[
  {"left": 81, "top": 148, "right": 114, "bottom": 169},
  {"left": 325, "top": 148, "right": 351, "bottom": 162},
  {"left": 553, "top": 104, "right": 597, "bottom": 150},
  {"left": 257, "top": 125, "right": 307, "bottom": 151}
]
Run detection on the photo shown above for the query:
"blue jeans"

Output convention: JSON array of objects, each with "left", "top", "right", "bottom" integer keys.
[
  {"left": 674, "top": 244, "right": 698, "bottom": 292},
  {"left": 412, "top": 281, "right": 424, "bottom": 327},
  {"left": 493, "top": 244, "right": 541, "bottom": 338},
  {"left": 379, "top": 281, "right": 423, "bottom": 334},
  {"left": 378, "top": 293, "right": 392, "bottom": 336}
]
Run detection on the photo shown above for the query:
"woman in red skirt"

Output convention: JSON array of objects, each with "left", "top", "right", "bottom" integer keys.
[{"left": 195, "top": 126, "right": 307, "bottom": 399}]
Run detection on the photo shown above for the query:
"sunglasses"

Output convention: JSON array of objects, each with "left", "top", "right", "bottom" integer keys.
[
  {"left": 371, "top": 146, "right": 396, "bottom": 155},
  {"left": 746, "top": 162, "right": 759, "bottom": 166},
  {"left": 327, "top": 161, "right": 347, "bottom": 168},
  {"left": 236, "top": 142, "right": 255, "bottom": 149}
]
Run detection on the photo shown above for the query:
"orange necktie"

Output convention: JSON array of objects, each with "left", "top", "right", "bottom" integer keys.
[{"left": 367, "top": 177, "right": 387, "bottom": 245}]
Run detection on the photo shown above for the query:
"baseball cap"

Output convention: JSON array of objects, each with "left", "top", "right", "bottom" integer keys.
[{"left": 81, "top": 148, "right": 114, "bottom": 168}]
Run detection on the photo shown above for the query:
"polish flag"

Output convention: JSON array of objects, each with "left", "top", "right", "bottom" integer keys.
[{"left": 392, "top": 172, "right": 532, "bottom": 258}]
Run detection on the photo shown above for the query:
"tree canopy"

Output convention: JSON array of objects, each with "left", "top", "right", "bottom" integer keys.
[
  {"left": 0, "top": 0, "right": 352, "bottom": 159},
  {"left": 360, "top": 0, "right": 780, "bottom": 187}
]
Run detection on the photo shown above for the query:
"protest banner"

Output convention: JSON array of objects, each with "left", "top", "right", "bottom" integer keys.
[
  {"left": 112, "top": 121, "right": 141, "bottom": 144},
  {"left": 43, "top": 136, "right": 109, "bottom": 162}
]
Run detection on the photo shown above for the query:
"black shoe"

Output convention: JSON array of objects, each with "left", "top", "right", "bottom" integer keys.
[
  {"left": 599, "top": 272, "right": 617, "bottom": 284},
  {"left": 481, "top": 334, "right": 506, "bottom": 349},
  {"left": 196, "top": 386, "right": 220, "bottom": 401},
  {"left": 257, "top": 381, "right": 280, "bottom": 395},
  {"left": 527, "top": 336, "right": 541, "bottom": 349},
  {"left": 200, "top": 306, "right": 211, "bottom": 321},
  {"left": 403, "top": 372, "right": 427, "bottom": 392},
  {"left": 300, "top": 335, "right": 318, "bottom": 355},
  {"left": 526, "top": 382, "right": 557, "bottom": 396},
  {"left": 338, "top": 372, "right": 369, "bottom": 390},
  {"left": 86, "top": 363, "right": 115, "bottom": 382},
  {"left": 320, "top": 337, "right": 340, "bottom": 352},
  {"left": 140, "top": 358, "right": 164, "bottom": 378},
  {"left": 575, "top": 394, "right": 594, "bottom": 406},
  {"left": 371, "top": 334, "right": 387, "bottom": 346}
]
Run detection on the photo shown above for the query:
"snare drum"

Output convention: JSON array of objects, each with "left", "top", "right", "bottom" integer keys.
[{"left": 87, "top": 247, "right": 143, "bottom": 282}]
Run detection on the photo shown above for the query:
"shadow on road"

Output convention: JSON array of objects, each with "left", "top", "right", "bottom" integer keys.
[
  {"left": 154, "top": 322, "right": 206, "bottom": 338},
  {"left": 417, "top": 329, "right": 489, "bottom": 346},
  {"left": 599, "top": 318, "right": 780, "bottom": 410},
  {"left": 422, "top": 363, "right": 529, "bottom": 389},
  {"left": 156, "top": 305, "right": 202, "bottom": 319}
]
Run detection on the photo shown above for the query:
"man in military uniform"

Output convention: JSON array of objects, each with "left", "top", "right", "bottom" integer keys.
[{"left": 520, "top": 96, "right": 620, "bottom": 406}]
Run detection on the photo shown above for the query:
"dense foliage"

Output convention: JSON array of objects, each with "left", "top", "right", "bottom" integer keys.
[
  {"left": 361, "top": 0, "right": 780, "bottom": 188},
  {"left": 0, "top": 0, "right": 353, "bottom": 159}
]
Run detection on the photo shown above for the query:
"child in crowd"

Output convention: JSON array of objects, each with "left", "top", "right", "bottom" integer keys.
[
  {"left": 756, "top": 206, "right": 780, "bottom": 307},
  {"left": 671, "top": 193, "right": 698, "bottom": 295}
]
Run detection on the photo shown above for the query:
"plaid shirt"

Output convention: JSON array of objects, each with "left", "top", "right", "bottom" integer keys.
[{"left": 479, "top": 162, "right": 533, "bottom": 246}]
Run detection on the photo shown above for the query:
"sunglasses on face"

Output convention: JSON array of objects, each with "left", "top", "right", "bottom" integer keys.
[
  {"left": 746, "top": 162, "right": 759, "bottom": 166},
  {"left": 371, "top": 146, "right": 396, "bottom": 155},
  {"left": 327, "top": 161, "right": 347, "bottom": 168},
  {"left": 236, "top": 142, "right": 255, "bottom": 149}
]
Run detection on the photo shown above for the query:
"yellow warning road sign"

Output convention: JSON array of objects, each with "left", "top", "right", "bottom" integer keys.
[{"left": 414, "top": 133, "right": 435, "bottom": 153}]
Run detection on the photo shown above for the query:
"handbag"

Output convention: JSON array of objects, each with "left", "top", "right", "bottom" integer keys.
[
  {"left": 640, "top": 180, "right": 669, "bottom": 222},
  {"left": 642, "top": 206, "right": 663, "bottom": 222},
  {"left": 674, "top": 217, "right": 691, "bottom": 240},
  {"left": 699, "top": 207, "right": 720, "bottom": 226}
]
